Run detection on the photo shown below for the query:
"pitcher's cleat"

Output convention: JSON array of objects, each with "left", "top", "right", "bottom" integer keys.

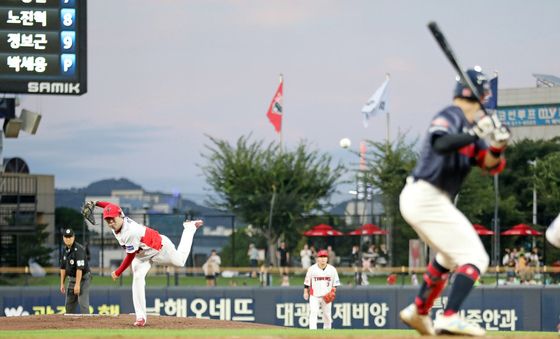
[
  {"left": 133, "top": 318, "right": 146, "bottom": 327},
  {"left": 399, "top": 303, "right": 435, "bottom": 335}
]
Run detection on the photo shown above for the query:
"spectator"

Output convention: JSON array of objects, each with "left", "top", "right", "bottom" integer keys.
[
  {"left": 300, "top": 244, "right": 312, "bottom": 270},
  {"left": 376, "top": 243, "right": 389, "bottom": 268},
  {"left": 361, "top": 245, "right": 376, "bottom": 285},
  {"left": 327, "top": 245, "right": 337, "bottom": 265},
  {"left": 248, "top": 243, "right": 259, "bottom": 278},
  {"left": 259, "top": 263, "right": 270, "bottom": 287},
  {"left": 351, "top": 245, "right": 361, "bottom": 286},
  {"left": 277, "top": 241, "right": 290, "bottom": 276},
  {"left": 367, "top": 244, "right": 379, "bottom": 267},
  {"left": 202, "top": 249, "right": 221, "bottom": 286},
  {"left": 411, "top": 273, "right": 419, "bottom": 286},
  {"left": 501, "top": 248, "right": 511, "bottom": 266},
  {"left": 309, "top": 245, "right": 317, "bottom": 265},
  {"left": 281, "top": 274, "right": 290, "bottom": 286},
  {"left": 515, "top": 250, "right": 529, "bottom": 283},
  {"left": 504, "top": 249, "right": 516, "bottom": 284},
  {"left": 529, "top": 247, "right": 540, "bottom": 268}
]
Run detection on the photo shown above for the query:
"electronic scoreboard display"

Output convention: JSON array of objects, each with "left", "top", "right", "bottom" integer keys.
[{"left": 0, "top": 0, "right": 86, "bottom": 95}]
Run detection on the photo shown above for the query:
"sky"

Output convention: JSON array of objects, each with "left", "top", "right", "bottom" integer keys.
[{"left": 5, "top": 0, "right": 560, "bottom": 204}]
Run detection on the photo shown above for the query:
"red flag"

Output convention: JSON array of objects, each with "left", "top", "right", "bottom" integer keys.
[{"left": 266, "top": 79, "right": 283, "bottom": 133}]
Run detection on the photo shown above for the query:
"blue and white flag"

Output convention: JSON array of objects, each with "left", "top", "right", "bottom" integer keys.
[
  {"left": 361, "top": 76, "right": 390, "bottom": 128},
  {"left": 484, "top": 75, "right": 498, "bottom": 110}
]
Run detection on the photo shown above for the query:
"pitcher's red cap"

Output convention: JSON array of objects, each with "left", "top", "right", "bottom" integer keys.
[
  {"left": 103, "top": 203, "right": 122, "bottom": 219},
  {"left": 317, "top": 249, "right": 329, "bottom": 257}
]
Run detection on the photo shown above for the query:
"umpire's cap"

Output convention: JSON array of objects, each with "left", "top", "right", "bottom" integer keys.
[{"left": 63, "top": 228, "right": 75, "bottom": 237}]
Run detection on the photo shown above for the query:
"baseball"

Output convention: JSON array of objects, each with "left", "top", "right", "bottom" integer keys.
[{"left": 339, "top": 138, "right": 351, "bottom": 149}]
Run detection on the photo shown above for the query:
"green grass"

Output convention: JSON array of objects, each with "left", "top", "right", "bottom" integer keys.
[
  {"left": 0, "top": 328, "right": 557, "bottom": 337},
  {"left": 1, "top": 271, "right": 513, "bottom": 287},
  {"left": 0, "top": 273, "right": 398, "bottom": 287}
]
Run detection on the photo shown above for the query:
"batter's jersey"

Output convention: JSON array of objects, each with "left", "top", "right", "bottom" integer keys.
[
  {"left": 412, "top": 105, "right": 488, "bottom": 197},
  {"left": 304, "top": 264, "right": 340, "bottom": 297},
  {"left": 112, "top": 217, "right": 163, "bottom": 258}
]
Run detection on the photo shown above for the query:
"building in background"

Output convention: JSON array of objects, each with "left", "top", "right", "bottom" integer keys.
[
  {"left": 499, "top": 74, "right": 560, "bottom": 141},
  {"left": 0, "top": 157, "right": 55, "bottom": 267}
]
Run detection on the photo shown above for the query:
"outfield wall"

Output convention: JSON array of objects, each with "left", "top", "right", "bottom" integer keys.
[{"left": 0, "top": 286, "right": 558, "bottom": 332}]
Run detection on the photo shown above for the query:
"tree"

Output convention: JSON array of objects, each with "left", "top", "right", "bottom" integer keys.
[
  {"left": 220, "top": 226, "right": 267, "bottom": 267},
  {"left": 362, "top": 135, "right": 418, "bottom": 265},
  {"left": 19, "top": 223, "right": 52, "bottom": 266},
  {"left": 55, "top": 207, "right": 87, "bottom": 239},
  {"left": 456, "top": 167, "right": 496, "bottom": 225},
  {"left": 486, "top": 138, "right": 560, "bottom": 264},
  {"left": 499, "top": 138, "right": 560, "bottom": 226},
  {"left": 201, "top": 135, "right": 345, "bottom": 265}
]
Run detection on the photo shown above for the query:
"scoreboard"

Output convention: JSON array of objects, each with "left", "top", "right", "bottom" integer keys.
[{"left": 0, "top": 0, "right": 86, "bottom": 95}]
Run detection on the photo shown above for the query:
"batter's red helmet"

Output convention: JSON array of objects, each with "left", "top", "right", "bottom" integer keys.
[{"left": 317, "top": 249, "right": 328, "bottom": 257}]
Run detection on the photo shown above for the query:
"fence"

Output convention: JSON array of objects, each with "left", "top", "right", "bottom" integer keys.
[{"left": 1, "top": 285, "right": 559, "bottom": 331}]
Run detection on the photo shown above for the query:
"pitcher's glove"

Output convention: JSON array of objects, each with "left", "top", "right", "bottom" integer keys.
[
  {"left": 82, "top": 200, "right": 97, "bottom": 224},
  {"left": 323, "top": 288, "right": 336, "bottom": 304}
]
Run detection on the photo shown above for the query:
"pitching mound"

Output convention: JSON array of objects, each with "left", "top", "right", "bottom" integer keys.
[{"left": 0, "top": 314, "right": 279, "bottom": 330}]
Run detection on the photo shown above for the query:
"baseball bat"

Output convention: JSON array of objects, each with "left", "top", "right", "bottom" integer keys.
[{"left": 427, "top": 21, "right": 489, "bottom": 116}]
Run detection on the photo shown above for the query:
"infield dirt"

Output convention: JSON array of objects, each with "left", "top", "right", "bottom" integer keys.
[{"left": 0, "top": 314, "right": 278, "bottom": 330}]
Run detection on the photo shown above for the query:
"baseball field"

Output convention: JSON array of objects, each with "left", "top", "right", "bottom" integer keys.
[{"left": 0, "top": 315, "right": 557, "bottom": 338}]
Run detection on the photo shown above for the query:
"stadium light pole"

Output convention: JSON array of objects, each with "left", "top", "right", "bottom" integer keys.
[{"left": 528, "top": 159, "right": 538, "bottom": 249}]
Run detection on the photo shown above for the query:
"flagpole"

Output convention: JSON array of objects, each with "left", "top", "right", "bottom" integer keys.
[
  {"left": 279, "top": 73, "right": 284, "bottom": 149},
  {"left": 385, "top": 73, "right": 391, "bottom": 145}
]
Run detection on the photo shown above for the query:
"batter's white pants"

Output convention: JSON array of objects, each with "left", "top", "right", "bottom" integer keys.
[
  {"left": 546, "top": 214, "right": 560, "bottom": 248},
  {"left": 399, "top": 178, "right": 489, "bottom": 273},
  {"left": 308, "top": 295, "right": 332, "bottom": 330},
  {"left": 131, "top": 224, "right": 198, "bottom": 321}
]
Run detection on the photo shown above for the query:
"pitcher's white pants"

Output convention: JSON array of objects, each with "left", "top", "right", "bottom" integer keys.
[
  {"left": 308, "top": 295, "right": 332, "bottom": 330},
  {"left": 546, "top": 214, "right": 560, "bottom": 248},
  {"left": 399, "top": 178, "right": 489, "bottom": 273},
  {"left": 131, "top": 224, "right": 198, "bottom": 322}
]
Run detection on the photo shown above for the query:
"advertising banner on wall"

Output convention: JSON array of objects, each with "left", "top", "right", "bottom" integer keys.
[{"left": 0, "top": 286, "right": 558, "bottom": 332}]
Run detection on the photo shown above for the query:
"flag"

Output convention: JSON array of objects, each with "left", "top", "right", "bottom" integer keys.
[
  {"left": 484, "top": 75, "right": 498, "bottom": 110},
  {"left": 266, "top": 78, "right": 283, "bottom": 133},
  {"left": 362, "top": 76, "right": 389, "bottom": 128}
]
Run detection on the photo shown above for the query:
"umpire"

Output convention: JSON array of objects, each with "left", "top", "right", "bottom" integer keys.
[{"left": 59, "top": 228, "right": 91, "bottom": 314}]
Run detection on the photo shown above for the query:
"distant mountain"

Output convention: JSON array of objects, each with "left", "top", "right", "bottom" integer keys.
[
  {"left": 84, "top": 178, "right": 142, "bottom": 195},
  {"left": 55, "top": 178, "right": 222, "bottom": 215}
]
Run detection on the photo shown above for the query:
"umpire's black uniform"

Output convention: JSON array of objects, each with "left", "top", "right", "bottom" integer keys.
[{"left": 60, "top": 228, "right": 91, "bottom": 314}]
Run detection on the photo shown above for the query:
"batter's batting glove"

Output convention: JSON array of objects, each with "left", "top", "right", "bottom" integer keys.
[
  {"left": 323, "top": 288, "right": 336, "bottom": 304},
  {"left": 490, "top": 125, "right": 512, "bottom": 150},
  {"left": 469, "top": 114, "right": 501, "bottom": 139}
]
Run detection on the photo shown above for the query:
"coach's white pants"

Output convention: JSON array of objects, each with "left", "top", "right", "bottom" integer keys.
[
  {"left": 399, "top": 178, "right": 489, "bottom": 273},
  {"left": 546, "top": 214, "right": 560, "bottom": 248},
  {"left": 308, "top": 295, "right": 332, "bottom": 330},
  {"left": 131, "top": 225, "right": 198, "bottom": 321}
]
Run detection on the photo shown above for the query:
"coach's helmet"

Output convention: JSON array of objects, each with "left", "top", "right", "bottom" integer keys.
[{"left": 453, "top": 66, "right": 491, "bottom": 103}]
